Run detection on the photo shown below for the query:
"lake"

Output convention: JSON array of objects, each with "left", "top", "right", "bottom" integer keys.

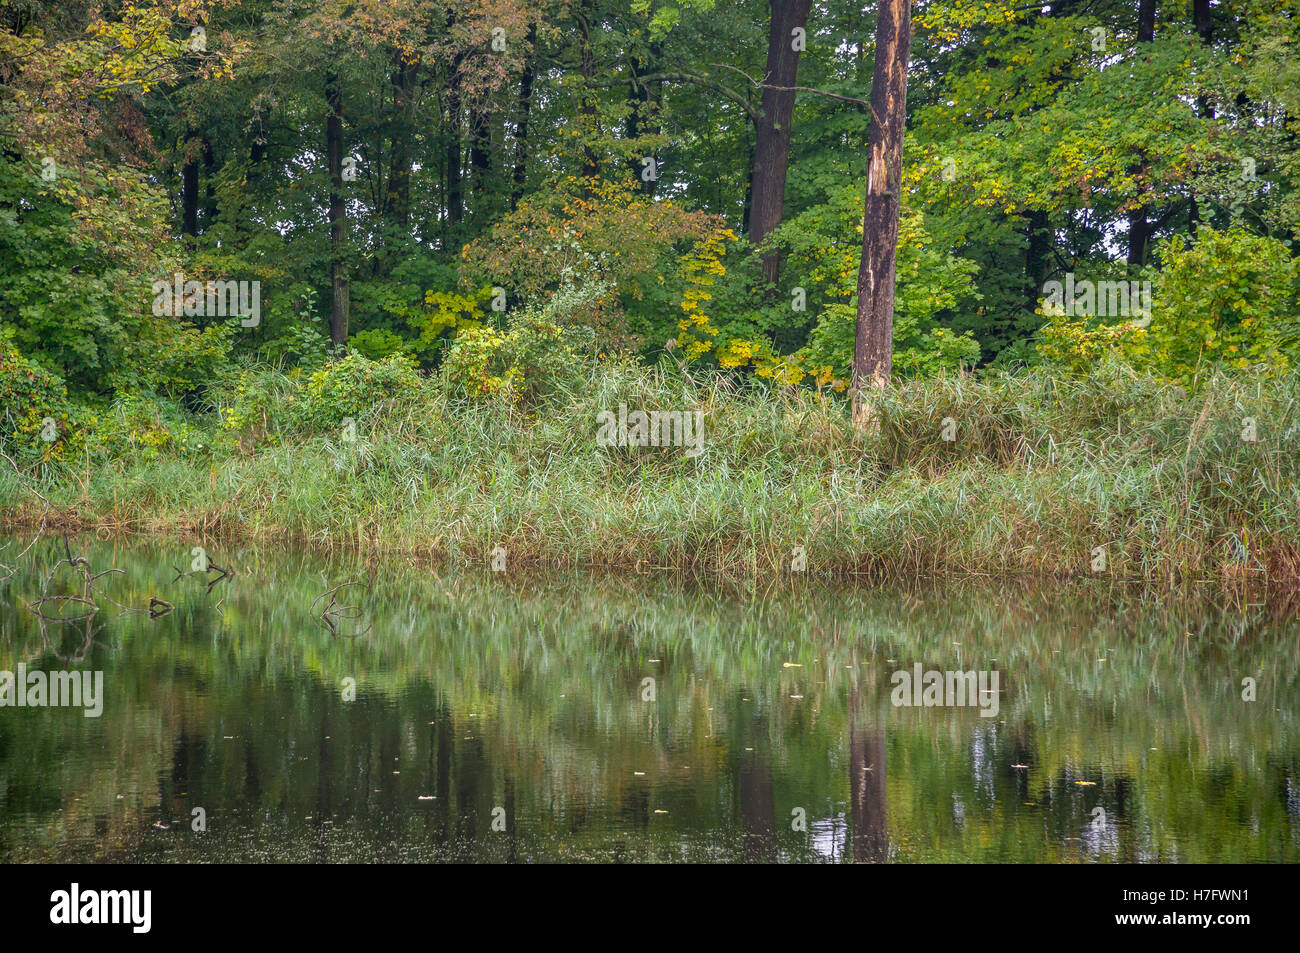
[{"left": 1, "top": 535, "right": 1296, "bottom": 862}]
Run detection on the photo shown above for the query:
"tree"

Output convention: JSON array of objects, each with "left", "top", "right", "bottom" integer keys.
[
  {"left": 852, "top": 0, "right": 912, "bottom": 413},
  {"left": 326, "top": 64, "right": 349, "bottom": 347},
  {"left": 748, "top": 0, "right": 813, "bottom": 283},
  {"left": 1127, "top": 0, "right": 1157, "bottom": 267}
]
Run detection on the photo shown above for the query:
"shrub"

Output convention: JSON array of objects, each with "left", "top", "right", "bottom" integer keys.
[
  {"left": 798, "top": 301, "right": 982, "bottom": 382},
  {"left": 441, "top": 311, "right": 595, "bottom": 405},
  {"left": 216, "top": 366, "right": 301, "bottom": 451},
  {"left": 0, "top": 336, "right": 85, "bottom": 465},
  {"left": 298, "top": 352, "right": 424, "bottom": 430},
  {"left": 350, "top": 328, "right": 413, "bottom": 361},
  {"left": 91, "top": 393, "right": 213, "bottom": 459},
  {"left": 1148, "top": 226, "right": 1300, "bottom": 385},
  {"left": 1035, "top": 311, "right": 1150, "bottom": 376}
]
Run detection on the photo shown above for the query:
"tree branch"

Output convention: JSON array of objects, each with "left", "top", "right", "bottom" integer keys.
[
  {"left": 711, "top": 62, "right": 871, "bottom": 109},
  {"left": 589, "top": 70, "right": 763, "bottom": 124}
]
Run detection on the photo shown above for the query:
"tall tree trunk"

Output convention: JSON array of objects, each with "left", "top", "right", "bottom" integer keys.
[
  {"left": 748, "top": 0, "right": 813, "bottom": 283},
  {"left": 385, "top": 50, "right": 417, "bottom": 228},
  {"left": 446, "top": 52, "right": 465, "bottom": 228},
  {"left": 645, "top": 40, "right": 665, "bottom": 196},
  {"left": 852, "top": 0, "right": 912, "bottom": 412},
  {"left": 1025, "top": 208, "right": 1051, "bottom": 315},
  {"left": 181, "top": 146, "right": 199, "bottom": 236},
  {"left": 511, "top": 24, "right": 537, "bottom": 209},
  {"left": 201, "top": 137, "right": 217, "bottom": 226},
  {"left": 626, "top": 57, "right": 651, "bottom": 192},
  {"left": 1126, "top": 0, "right": 1156, "bottom": 267},
  {"left": 577, "top": 1, "right": 600, "bottom": 181},
  {"left": 1190, "top": 0, "right": 1214, "bottom": 236},
  {"left": 326, "top": 68, "right": 349, "bottom": 348},
  {"left": 469, "top": 103, "right": 492, "bottom": 218}
]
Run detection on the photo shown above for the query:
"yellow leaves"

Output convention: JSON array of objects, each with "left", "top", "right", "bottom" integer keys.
[{"left": 715, "top": 339, "right": 756, "bottom": 368}]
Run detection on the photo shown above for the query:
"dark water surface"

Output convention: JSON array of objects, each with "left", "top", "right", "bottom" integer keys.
[{"left": 1, "top": 535, "right": 1296, "bottom": 862}]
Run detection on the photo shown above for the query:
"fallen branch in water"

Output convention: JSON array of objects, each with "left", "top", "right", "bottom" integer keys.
[
  {"left": 25, "top": 534, "right": 179, "bottom": 626},
  {"left": 172, "top": 558, "right": 232, "bottom": 594},
  {"left": 310, "top": 581, "right": 372, "bottom": 637}
]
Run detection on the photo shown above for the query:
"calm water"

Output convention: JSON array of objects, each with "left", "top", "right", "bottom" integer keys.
[{"left": 1, "top": 535, "right": 1297, "bottom": 863}]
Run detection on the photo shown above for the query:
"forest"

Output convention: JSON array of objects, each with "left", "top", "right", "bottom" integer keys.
[{"left": 2, "top": 0, "right": 1299, "bottom": 580}]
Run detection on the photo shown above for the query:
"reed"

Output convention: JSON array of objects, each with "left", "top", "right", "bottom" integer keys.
[{"left": 3, "top": 359, "right": 1297, "bottom": 582}]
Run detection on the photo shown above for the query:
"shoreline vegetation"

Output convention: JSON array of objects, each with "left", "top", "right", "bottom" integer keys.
[{"left": 4, "top": 358, "right": 1297, "bottom": 585}]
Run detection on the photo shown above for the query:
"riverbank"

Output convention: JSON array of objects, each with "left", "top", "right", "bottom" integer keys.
[{"left": 3, "top": 360, "right": 1297, "bottom": 582}]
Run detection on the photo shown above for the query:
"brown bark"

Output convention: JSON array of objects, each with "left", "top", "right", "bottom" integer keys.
[
  {"left": 748, "top": 0, "right": 813, "bottom": 283},
  {"left": 326, "top": 68, "right": 349, "bottom": 348},
  {"left": 852, "top": 0, "right": 912, "bottom": 409}
]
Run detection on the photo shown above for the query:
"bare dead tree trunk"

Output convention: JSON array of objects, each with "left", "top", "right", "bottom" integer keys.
[
  {"left": 748, "top": 0, "right": 813, "bottom": 284},
  {"left": 852, "top": 0, "right": 912, "bottom": 420},
  {"left": 326, "top": 68, "right": 349, "bottom": 348}
]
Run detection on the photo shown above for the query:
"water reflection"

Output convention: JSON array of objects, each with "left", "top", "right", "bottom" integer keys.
[{"left": 0, "top": 535, "right": 1296, "bottom": 862}]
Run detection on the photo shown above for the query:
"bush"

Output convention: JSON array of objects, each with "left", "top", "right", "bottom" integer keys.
[
  {"left": 0, "top": 336, "right": 85, "bottom": 465},
  {"left": 441, "top": 310, "right": 595, "bottom": 405},
  {"left": 350, "top": 328, "right": 413, "bottom": 361},
  {"left": 297, "top": 352, "right": 424, "bottom": 430},
  {"left": 1149, "top": 226, "right": 1300, "bottom": 385},
  {"left": 216, "top": 366, "right": 301, "bottom": 451},
  {"left": 91, "top": 393, "right": 213, "bottom": 459},
  {"left": 798, "top": 301, "right": 982, "bottom": 381},
  {"left": 114, "top": 321, "right": 236, "bottom": 398},
  {"left": 1035, "top": 311, "right": 1149, "bottom": 376}
]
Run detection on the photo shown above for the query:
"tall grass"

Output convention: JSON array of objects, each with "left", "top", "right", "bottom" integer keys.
[{"left": 3, "top": 359, "right": 1298, "bottom": 582}]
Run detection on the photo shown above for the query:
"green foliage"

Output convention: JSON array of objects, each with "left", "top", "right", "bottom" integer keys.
[
  {"left": 5, "top": 0, "right": 1300, "bottom": 427},
  {"left": 770, "top": 199, "right": 983, "bottom": 380},
  {"left": 350, "top": 328, "right": 412, "bottom": 361},
  {"left": 298, "top": 352, "right": 425, "bottom": 431},
  {"left": 441, "top": 307, "right": 597, "bottom": 406},
  {"left": 404, "top": 287, "right": 494, "bottom": 359},
  {"left": 1148, "top": 227, "right": 1300, "bottom": 385},
  {"left": 0, "top": 336, "right": 83, "bottom": 464},
  {"left": 1034, "top": 312, "right": 1149, "bottom": 378},
  {"left": 90, "top": 393, "right": 213, "bottom": 460},
  {"left": 799, "top": 301, "right": 982, "bottom": 380}
]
